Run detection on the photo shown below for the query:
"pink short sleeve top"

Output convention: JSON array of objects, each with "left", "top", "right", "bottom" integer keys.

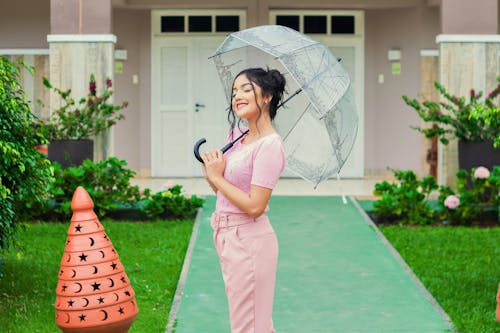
[{"left": 215, "top": 127, "right": 286, "bottom": 214}]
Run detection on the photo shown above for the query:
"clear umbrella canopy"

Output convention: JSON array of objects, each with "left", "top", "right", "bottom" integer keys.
[{"left": 210, "top": 25, "right": 358, "bottom": 186}]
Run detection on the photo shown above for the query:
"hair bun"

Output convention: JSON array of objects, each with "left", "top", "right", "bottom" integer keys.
[{"left": 267, "top": 69, "right": 286, "bottom": 94}]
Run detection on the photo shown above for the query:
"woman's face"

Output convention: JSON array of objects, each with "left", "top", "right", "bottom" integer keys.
[{"left": 231, "top": 74, "right": 267, "bottom": 121}]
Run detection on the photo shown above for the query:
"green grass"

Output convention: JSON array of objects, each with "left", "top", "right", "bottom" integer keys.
[
  {"left": 379, "top": 226, "right": 500, "bottom": 333},
  {"left": 0, "top": 219, "right": 194, "bottom": 333}
]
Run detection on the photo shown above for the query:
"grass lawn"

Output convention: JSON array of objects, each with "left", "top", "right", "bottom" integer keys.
[
  {"left": 379, "top": 226, "right": 500, "bottom": 333},
  {"left": 0, "top": 219, "right": 194, "bottom": 333}
]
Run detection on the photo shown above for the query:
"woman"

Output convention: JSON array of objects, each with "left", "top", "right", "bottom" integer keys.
[{"left": 201, "top": 67, "right": 286, "bottom": 333}]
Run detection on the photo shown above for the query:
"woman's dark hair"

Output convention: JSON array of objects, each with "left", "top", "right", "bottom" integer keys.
[{"left": 227, "top": 67, "right": 286, "bottom": 136}]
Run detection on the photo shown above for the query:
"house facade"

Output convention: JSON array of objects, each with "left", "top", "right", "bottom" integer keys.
[{"left": 1, "top": 0, "right": 498, "bottom": 182}]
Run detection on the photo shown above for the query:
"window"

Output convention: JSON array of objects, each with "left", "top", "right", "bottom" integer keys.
[
  {"left": 331, "top": 16, "right": 354, "bottom": 34},
  {"left": 276, "top": 15, "right": 300, "bottom": 31},
  {"left": 304, "top": 15, "right": 327, "bottom": 34},
  {"left": 216, "top": 16, "right": 239, "bottom": 32},
  {"left": 161, "top": 16, "right": 184, "bottom": 32},
  {"left": 188, "top": 16, "right": 212, "bottom": 32}
]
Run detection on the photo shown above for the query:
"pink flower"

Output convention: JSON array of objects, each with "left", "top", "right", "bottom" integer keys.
[
  {"left": 163, "top": 180, "right": 174, "bottom": 189},
  {"left": 89, "top": 82, "right": 96, "bottom": 93},
  {"left": 470, "top": 89, "right": 476, "bottom": 98},
  {"left": 106, "top": 78, "right": 112, "bottom": 88},
  {"left": 444, "top": 195, "right": 460, "bottom": 209},
  {"left": 474, "top": 166, "right": 490, "bottom": 179}
]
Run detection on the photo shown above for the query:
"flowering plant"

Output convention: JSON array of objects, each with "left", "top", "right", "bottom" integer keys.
[
  {"left": 403, "top": 79, "right": 500, "bottom": 145},
  {"left": 438, "top": 166, "right": 500, "bottom": 225},
  {"left": 38, "top": 74, "right": 128, "bottom": 140}
]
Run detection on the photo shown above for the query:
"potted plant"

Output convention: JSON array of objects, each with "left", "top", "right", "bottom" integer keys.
[
  {"left": 403, "top": 79, "right": 500, "bottom": 171},
  {"left": 38, "top": 74, "right": 128, "bottom": 167}
]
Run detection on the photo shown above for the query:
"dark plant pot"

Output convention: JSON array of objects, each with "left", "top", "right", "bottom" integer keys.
[
  {"left": 458, "top": 140, "right": 500, "bottom": 172},
  {"left": 48, "top": 139, "right": 93, "bottom": 168}
]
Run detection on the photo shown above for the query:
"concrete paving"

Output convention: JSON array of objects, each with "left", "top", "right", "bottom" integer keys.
[{"left": 166, "top": 196, "right": 453, "bottom": 333}]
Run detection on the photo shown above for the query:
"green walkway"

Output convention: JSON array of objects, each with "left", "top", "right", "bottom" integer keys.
[{"left": 168, "top": 196, "right": 453, "bottom": 332}]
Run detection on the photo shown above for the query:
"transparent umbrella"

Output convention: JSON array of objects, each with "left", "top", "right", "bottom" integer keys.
[{"left": 194, "top": 25, "right": 358, "bottom": 187}]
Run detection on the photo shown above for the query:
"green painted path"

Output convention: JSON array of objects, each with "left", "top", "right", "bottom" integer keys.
[{"left": 168, "top": 196, "right": 453, "bottom": 332}]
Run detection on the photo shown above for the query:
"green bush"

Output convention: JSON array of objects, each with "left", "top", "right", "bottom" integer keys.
[
  {"left": 0, "top": 56, "right": 54, "bottom": 250},
  {"left": 143, "top": 184, "right": 204, "bottom": 220},
  {"left": 373, "top": 169, "right": 438, "bottom": 225},
  {"left": 31, "top": 157, "right": 142, "bottom": 220},
  {"left": 373, "top": 167, "right": 499, "bottom": 226},
  {"left": 438, "top": 166, "right": 500, "bottom": 225},
  {"left": 28, "top": 157, "right": 204, "bottom": 221}
]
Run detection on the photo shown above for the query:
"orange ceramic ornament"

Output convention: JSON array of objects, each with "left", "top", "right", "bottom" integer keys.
[
  {"left": 54, "top": 186, "right": 138, "bottom": 333},
  {"left": 497, "top": 282, "right": 500, "bottom": 323}
]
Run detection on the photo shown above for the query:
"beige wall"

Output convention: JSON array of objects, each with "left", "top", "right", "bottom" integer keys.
[
  {"left": 364, "top": 5, "right": 440, "bottom": 176},
  {"left": 1, "top": 0, "right": 442, "bottom": 177},
  {"left": 113, "top": 9, "right": 151, "bottom": 175},
  {"left": 0, "top": 0, "right": 50, "bottom": 48}
]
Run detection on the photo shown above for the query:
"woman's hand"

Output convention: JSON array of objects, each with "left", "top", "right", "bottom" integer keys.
[{"left": 202, "top": 150, "right": 226, "bottom": 183}]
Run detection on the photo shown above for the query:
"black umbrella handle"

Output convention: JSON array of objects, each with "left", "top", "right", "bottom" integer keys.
[
  {"left": 194, "top": 138, "right": 206, "bottom": 163},
  {"left": 194, "top": 129, "right": 249, "bottom": 164}
]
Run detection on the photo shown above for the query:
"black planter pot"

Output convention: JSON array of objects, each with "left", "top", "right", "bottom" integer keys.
[
  {"left": 458, "top": 140, "right": 500, "bottom": 172},
  {"left": 48, "top": 139, "right": 93, "bottom": 168}
]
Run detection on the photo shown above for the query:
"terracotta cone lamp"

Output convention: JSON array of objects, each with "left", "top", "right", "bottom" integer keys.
[{"left": 54, "top": 186, "right": 138, "bottom": 333}]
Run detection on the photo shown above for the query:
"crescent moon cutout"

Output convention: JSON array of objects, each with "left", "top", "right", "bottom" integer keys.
[
  {"left": 71, "top": 269, "right": 77, "bottom": 278},
  {"left": 82, "top": 298, "right": 89, "bottom": 307},
  {"left": 74, "top": 282, "right": 83, "bottom": 293},
  {"left": 114, "top": 292, "right": 119, "bottom": 301},
  {"left": 108, "top": 278, "right": 115, "bottom": 288},
  {"left": 99, "top": 250, "right": 105, "bottom": 258},
  {"left": 100, "top": 309, "right": 108, "bottom": 321},
  {"left": 89, "top": 237, "right": 95, "bottom": 246},
  {"left": 92, "top": 266, "right": 98, "bottom": 274},
  {"left": 66, "top": 254, "right": 71, "bottom": 262},
  {"left": 65, "top": 313, "right": 71, "bottom": 324},
  {"left": 94, "top": 221, "right": 100, "bottom": 229}
]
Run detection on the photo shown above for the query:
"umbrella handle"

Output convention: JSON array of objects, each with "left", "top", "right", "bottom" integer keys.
[
  {"left": 194, "top": 138, "right": 206, "bottom": 163},
  {"left": 194, "top": 129, "right": 249, "bottom": 164}
]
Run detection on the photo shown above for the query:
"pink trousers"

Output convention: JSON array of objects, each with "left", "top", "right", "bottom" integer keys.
[{"left": 211, "top": 212, "right": 278, "bottom": 333}]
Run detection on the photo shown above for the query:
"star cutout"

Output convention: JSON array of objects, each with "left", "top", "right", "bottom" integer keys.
[
  {"left": 67, "top": 299, "right": 74, "bottom": 307},
  {"left": 66, "top": 239, "right": 70, "bottom": 245},
  {"left": 79, "top": 314, "right": 86, "bottom": 322},
  {"left": 120, "top": 276, "right": 126, "bottom": 283},
  {"left": 79, "top": 253, "right": 88, "bottom": 262},
  {"left": 111, "top": 248, "right": 116, "bottom": 253},
  {"left": 59, "top": 269, "right": 64, "bottom": 276},
  {"left": 61, "top": 284, "right": 68, "bottom": 292},
  {"left": 91, "top": 282, "right": 101, "bottom": 291},
  {"left": 103, "top": 234, "right": 109, "bottom": 240},
  {"left": 110, "top": 262, "right": 117, "bottom": 270},
  {"left": 97, "top": 296, "right": 105, "bottom": 304},
  {"left": 74, "top": 224, "right": 83, "bottom": 232},
  {"left": 124, "top": 291, "right": 131, "bottom": 297},
  {"left": 118, "top": 307, "right": 125, "bottom": 315}
]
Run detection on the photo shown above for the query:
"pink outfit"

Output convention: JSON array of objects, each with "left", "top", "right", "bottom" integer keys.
[{"left": 212, "top": 127, "right": 285, "bottom": 333}]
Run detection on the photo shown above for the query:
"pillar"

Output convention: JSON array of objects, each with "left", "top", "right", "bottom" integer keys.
[
  {"left": 437, "top": 0, "right": 499, "bottom": 186},
  {"left": 48, "top": 0, "right": 115, "bottom": 161}
]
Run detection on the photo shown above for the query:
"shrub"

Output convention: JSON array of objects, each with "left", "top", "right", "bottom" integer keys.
[
  {"left": 403, "top": 79, "right": 500, "bottom": 145},
  {"left": 372, "top": 167, "right": 499, "bottom": 226},
  {"left": 0, "top": 56, "right": 54, "bottom": 251},
  {"left": 438, "top": 166, "right": 499, "bottom": 226},
  {"left": 34, "top": 157, "right": 142, "bottom": 220},
  {"left": 142, "top": 184, "right": 204, "bottom": 220},
  {"left": 27, "top": 157, "right": 205, "bottom": 222},
  {"left": 372, "top": 170, "right": 438, "bottom": 225},
  {"left": 38, "top": 75, "right": 127, "bottom": 140}
]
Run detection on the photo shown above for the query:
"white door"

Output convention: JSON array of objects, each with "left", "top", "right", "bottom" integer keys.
[
  {"left": 151, "top": 37, "right": 227, "bottom": 177},
  {"left": 316, "top": 37, "right": 364, "bottom": 178}
]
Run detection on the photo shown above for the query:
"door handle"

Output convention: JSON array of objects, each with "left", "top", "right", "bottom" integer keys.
[{"left": 195, "top": 103, "right": 205, "bottom": 112}]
